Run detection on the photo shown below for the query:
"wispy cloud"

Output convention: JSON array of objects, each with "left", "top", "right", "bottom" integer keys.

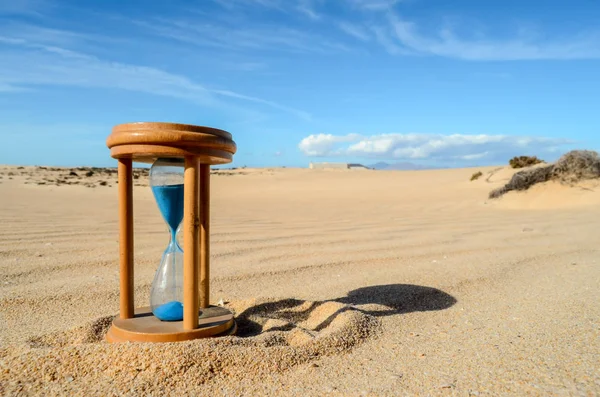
[
  {"left": 1, "top": 45, "right": 212, "bottom": 102},
  {"left": 210, "top": 0, "right": 284, "bottom": 10},
  {"left": 247, "top": 0, "right": 283, "bottom": 7},
  {"left": 297, "top": 0, "right": 321, "bottom": 20},
  {"left": 134, "top": 16, "right": 352, "bottom": 55},
  {"left": 211, "top": 89, "right": 312, "bottom": 121},
  {"left": 347, "top": 0, "right": 401, "bottom": 11},
  {"left": 0, "top": 0, "right": 49, "bottom": 17},
  {"left": 371, "top": 26, "right": 411, "bottom": 55},
  {"left": 338, "top": 22, "right": 370, "bottom": 41},
  {"left": 1, "top": 23, "right": 94, "bottom": 47},
  {"left": 0, "top": 31, "right": 311, "bottom": 119},
  {"left": 212, "top": 0, "right": 322, "bottom": 20},
  {"left": 298, "top": 133, "right": 572, "bottom": 161},
  {"left": 0, "top": 82, "right": 28, "bottom": 92},
  {"left": 135, "top": 1, "right": 600, "bottom": 62},
  {"left": 387, "top": 13, "right": 600, "bottom": 60}
]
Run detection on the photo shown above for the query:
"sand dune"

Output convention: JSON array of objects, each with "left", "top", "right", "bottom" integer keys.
[{"left": 1, "top": 165, "right": 599, "bottom": 396}]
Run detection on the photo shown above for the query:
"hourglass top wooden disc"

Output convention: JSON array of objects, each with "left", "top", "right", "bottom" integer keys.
[{"left": 106, "top": 122, "right": 237, "bottom": 165}]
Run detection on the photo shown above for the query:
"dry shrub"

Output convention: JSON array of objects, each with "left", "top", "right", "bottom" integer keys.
[
  {"left": 551, "top": 150, "right": 600, "bottom": 183},
  {"left": 490, "top": 150, "right": 600, "bottom": 199},
  {"left": 489, "top": 165, "right": 554, "bottom": 198},
  {"left": 470, "top": 171, "right": 483, "bottom": 181},
  {"left": 509, "top": 155, "right": 544, "bottom": 169}
]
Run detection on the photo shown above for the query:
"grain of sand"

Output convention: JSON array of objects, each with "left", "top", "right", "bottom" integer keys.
[{"left": 0, "top": 165, "right": 599, "bottom": 396}]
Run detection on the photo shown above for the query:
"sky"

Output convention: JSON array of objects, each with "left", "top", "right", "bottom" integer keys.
[{"left": 0, "top": 0, "right": 599, "bottom": 168}]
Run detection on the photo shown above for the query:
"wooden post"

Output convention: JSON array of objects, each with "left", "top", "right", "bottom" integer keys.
[
  {"left": 183, "top": 156, "right": 200, "bottom": 330},
  {"left": 118, "top": 159, "right": 134, "bottom": 319},
  {"left": 199, "top": 164, "right": 210, "bottom": 308}
]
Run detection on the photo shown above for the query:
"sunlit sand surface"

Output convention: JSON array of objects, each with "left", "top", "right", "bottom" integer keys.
[{"left": 1, "top": 165, "right": 599, "bottom": 395}]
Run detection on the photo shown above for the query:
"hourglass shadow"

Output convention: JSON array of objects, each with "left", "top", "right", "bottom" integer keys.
[{"left": 235, "top": 284, "right": 457, "bottom": 337}]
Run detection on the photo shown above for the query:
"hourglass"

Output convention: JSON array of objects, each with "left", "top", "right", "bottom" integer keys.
[{"left": 104, "top": 122, "right": 237, "bottom": 343}]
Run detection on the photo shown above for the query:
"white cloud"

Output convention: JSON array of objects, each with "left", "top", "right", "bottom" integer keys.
[
  {"left": 460, "top": 152, "right": 489, "bottom": 160},
  {"left": 387, "top": 14, "right": 600, "bottom": 60},
  {"left": 298, "top": 133, "right": 572, "bottom": 162},
  {"left": 298, "top": 133, "right": 362, "bottom": 156}
]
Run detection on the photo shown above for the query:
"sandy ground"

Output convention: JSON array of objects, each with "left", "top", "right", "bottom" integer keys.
[{"left": 0, "top": 165, "right": 599, "bottom": 396}]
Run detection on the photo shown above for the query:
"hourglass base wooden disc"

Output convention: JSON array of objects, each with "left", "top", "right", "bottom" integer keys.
[{"left": 106, "top": 306, "right": 237, "bottom": 343}]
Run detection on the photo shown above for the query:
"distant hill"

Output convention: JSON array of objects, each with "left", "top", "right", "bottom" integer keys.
[{"left": 369, "top": 161, "right": 436, "bottom": 171}]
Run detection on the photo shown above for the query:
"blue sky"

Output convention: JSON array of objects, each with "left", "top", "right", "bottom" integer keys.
[{"left": 0, "top": 0, "right": 598, "bottom": 168}]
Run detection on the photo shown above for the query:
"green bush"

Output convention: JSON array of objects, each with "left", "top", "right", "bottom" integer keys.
[{"left": 509, "top": 156, "right": 544, "bottom": 169}]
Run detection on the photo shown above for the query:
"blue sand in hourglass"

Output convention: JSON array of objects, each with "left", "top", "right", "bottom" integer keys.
[
  {"left": 152, "top": 184, "right": 184, "bottom": 233},
  {"left": 154, "top": 301, "right": 184, "bottom": 321},
  {"left": 151, "top": 183, "right": 185, "bottom": 321}
]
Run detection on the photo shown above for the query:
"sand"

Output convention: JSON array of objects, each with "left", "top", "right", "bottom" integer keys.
[{"left": 0, "top": 165, "right": 599, "bottom": 396}]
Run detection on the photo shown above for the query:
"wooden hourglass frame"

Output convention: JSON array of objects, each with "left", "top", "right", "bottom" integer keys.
[{"left": 105, "top": 122, "right": 237, "bottom": 343}]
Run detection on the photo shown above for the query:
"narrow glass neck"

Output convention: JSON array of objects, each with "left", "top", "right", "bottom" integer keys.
[{"left": 167, "top": 225, "right": 182, "bottom": 251}]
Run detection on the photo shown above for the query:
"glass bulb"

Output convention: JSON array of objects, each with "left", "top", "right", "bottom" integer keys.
[{"left": 149, "top": 158, "right": 185, "bottom": 321}]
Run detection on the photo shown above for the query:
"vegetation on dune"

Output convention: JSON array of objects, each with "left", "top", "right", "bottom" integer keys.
[
  {"left": 470, "top": 171, "right": 483, "bottom": 181},
  {"left": 509, "top": 155, "right": 545, "bottom": 169},
  {"left": 551, "top": 150, "right": 600, "bottom": 183},
  {"left": 490, "top": 150, "right": 600, "bottom": 199},
  {"left": 489, "top": 166, "right": 554, "bottom": 199}
]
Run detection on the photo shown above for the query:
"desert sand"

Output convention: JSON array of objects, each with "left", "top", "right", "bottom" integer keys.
[{"left": 0, "top": 165, "right": 599, "bottom": 396}]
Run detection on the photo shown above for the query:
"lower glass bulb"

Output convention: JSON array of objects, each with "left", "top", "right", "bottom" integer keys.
[{"left": 150, "top": 240, "right": 184, "bottom": 321}]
